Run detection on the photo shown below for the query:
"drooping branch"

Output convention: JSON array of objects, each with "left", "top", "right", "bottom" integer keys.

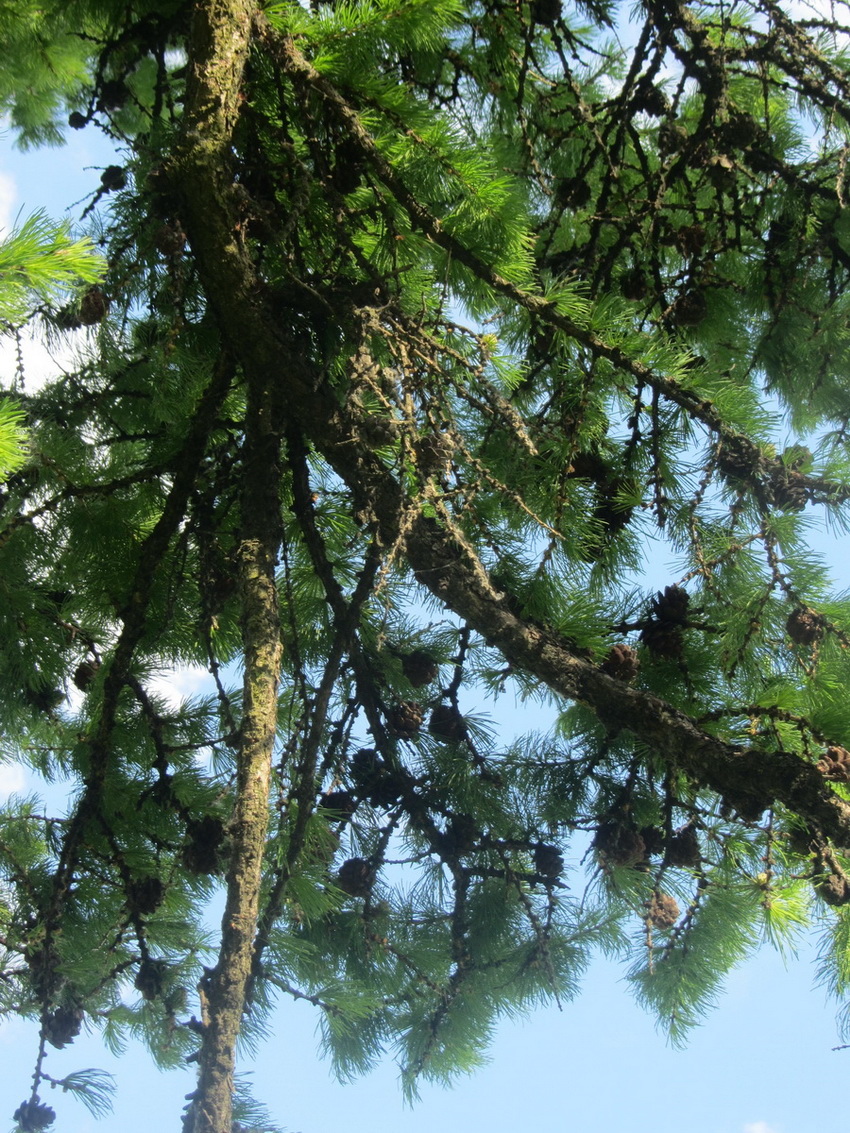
[{"left": 177, "top": 7, "right": 850, "bottom": 898}]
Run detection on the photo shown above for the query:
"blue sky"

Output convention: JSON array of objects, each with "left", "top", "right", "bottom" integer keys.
[{"left": 1, "top": 118, "right": 849, "bottom": 1133}]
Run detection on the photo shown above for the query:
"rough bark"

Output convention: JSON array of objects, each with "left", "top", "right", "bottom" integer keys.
[{"left": 176, "top": 3, "right": 284, "bottom": 1130}]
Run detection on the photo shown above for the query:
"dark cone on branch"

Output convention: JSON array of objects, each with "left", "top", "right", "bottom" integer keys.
[
  {"left": 79, "top": 286, "right": 109, "bottom": 325},
  {"left": 648, "top": 890, "right": 680, "bottom": 929},
  {"left": 719, "top": 111, "right": 761, "bottom": 150},
  {"left": 182, "top": 815, "right": 226, "bottom": 875},
  {"left": 531, "top": 0, "right": 561, "bottom": 23},
  {"left": 413, "top": 433, "right": 453, "bottom": 477},
  {"left": 321, "top": 790, "right": 358, "bottom": 819},
  {"left": 386, "top": 701, "right": 424, "bottom": 739},
  {"left": 639, "top": 825, "right": 665, "bottom": 856},
  {"left": 770, "top": 474, "right": 808, "bottom": 512},
  {"left": 73, "top": 659, "right": 100, "bottom": 691},
  {"left": 594, "top": 822, "right": 646, "bottom": 867},
  {"left": 43, "top": 1004, "right": 84, "bottom": 1048},
  {"left": 439, "top": 813, "right": 479, "bottom": 856},
  {"left": 717, "top": 437, "right": 759, "bottom": 482},
  {"left": 631, "top": 82, "right": 670, "bottom": 117},
  {"left": 350, "top": 748, "right": 383, "bottom": 795},
  {"left": 13, "top": 1100, "right": 56, "bottom": 1132},
  {"left": 640, "top": 585, "right": 690, "bottom": 659},
  {"left": 100, "top": 164, "right": 127, "bottom": 192},
  {"left": 401, "top": 650, "right": 440, "bottom": 688},
  {"left": 816, "top": 746, "right": 850, "bottom": 782},
  {"left": 428, "top": 703, "right": 468, "bottom": 742},
  {"left": 97, "top": 79, "right": 129, "bottom": 111},
  {"left": 654, "top": 585, "right": 690, "bottom": 623},
  {"left": 337, "top": 857, "right": 375, "bottom": 898},
  {"left": 601, "top": 643, "right": 640, "bottom": 682},
  {"left": 134, "top": 957, "right": 168, "bottom": 1001},
  {"left": 128, "top": 875, "right": 165, "bottom": 915},
  {"left": 639, "top": 619, "right": 683, "bottom": 659},
  {"left": 670, "top": 290, "right": 708, "bottom": 327},
  {"left": 666, "top": 824, "right": 701, "bottom": 867},
  {"left": 786, "top": 607, "right": 825, "bottom": 646},
  {"left": 534, "top": 843, "right": 564, "bottom": 879},
  {"left": 368, "top": 768, "right": 411, "bottom": 809}
]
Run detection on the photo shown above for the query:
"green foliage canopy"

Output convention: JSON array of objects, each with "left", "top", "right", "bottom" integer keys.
[{"left": 3, "top": 0, "right": 850, "bottom": 1129}]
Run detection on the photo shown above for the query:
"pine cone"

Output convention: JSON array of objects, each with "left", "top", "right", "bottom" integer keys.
[
  {"left": 350, "top": 748, "right": 383, "bottom": 794},
  {"left": 648, "top": 890, "right": 680, "bottom": 929},
  {"left": 134, "top": 958, "right": 168, "bottom": 1001},
  {"left": 666, "top": 824, "right": 701, "bottom": 868},
  {"left": 534, "top": 843, "right": 564, "bottom": 879},
  {"left": 128, "top": 875, "right": 165, "bottom": 915},
  {"left": 631, "top": 82, "right": 670, "bottom": 118},
  {"left": 428, "top": 703, "right": 467, "bottom": 742},
  {"left": 386, "top": 701, "right": 424, "bottom": 739},
  {"left": 786, "top": 607, "right": 825, "bottom": 646},
  {"left": 401, "top": 650, "right": 440, "bottom": 688},
  {"left": 816, "top": 746, "right": 850, "bottom": 782},
  {"left": 367, "top": 767, "right": 411, "bottom": 809},
  {"left": 770, "top": 473, "right": 808, "bottom": 512},
  {"left": 594, "top": 822, "right": 646, "bottom": 867},
  {"left": 44, "top": 1004, "right": 84, "bottom": 1049},
  {"left": 531, "top": 0, "right": 561, "bottom": 23},
  {"left": 670, "top": 289, "right": 708, "bottom": 327},
  {"left": 337, "top": 857, "right": 375, "bottom": 898},
  {"left": 413, "top": 434, "right": 453, "bottom": 477},
  {"left": 439, "top": 814, "right": 479, "bottom": 856},
  {"left": 716, "top": 437, "right": 759, "bottom": 481},
  {"left": 182, "top": 815, "right": 226, "bottom": 875},
  {"left": 100, "top": 164, "right": 127, "bottom": 191},
  {"left": 639, "top": 825, "right": 665, "bottom": 856},
  {"left": 79, "top": 286, "right": 109, "bottom": 325},
  {"left": 73, "top": 659, "right": 100, "bottom": 691},
  {"left": 639, "top": 619, "right": 683, "bottom": 659},
  {"left": 13, "top": 1100, "right": 56, "bottom": 1132},
  {"left": 600, "top": 643, "right": 640, "bottom": 682},
  {"left": 718, "top": 111, "right": 761, "bottom": 150},
  {"left": 96, "top": 79, "right": 129, "bottom": 111},
  {"left": 654, "top": 585, "right": 690, "bottom": 624},
  {"left": 320, "top": 790, "right": 358, "bottom": 819}
]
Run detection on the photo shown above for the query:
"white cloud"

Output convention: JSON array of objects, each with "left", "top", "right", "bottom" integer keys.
[
  {"left": 0, "top": 761, "right": 28, "bottom": 802},
  {"left": 744, "top": 1122, "right": 781, "bottom": 1133},
  {"left": 0, "top": 169, "right": 17, "bottom": 234},
  {"left": 149, "top": 665, "right": 214, "bottom": 710},
  {"left": 0, "top": 329, "right": 80, "bottom": 393}
]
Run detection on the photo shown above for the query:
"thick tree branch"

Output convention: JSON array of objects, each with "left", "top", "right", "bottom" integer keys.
[
  {"left": 172, "top": 11, "right": 850, "bottom": 1123},
  {"left": 175, "top": 3, "right": 286, "bottom": 1131}
]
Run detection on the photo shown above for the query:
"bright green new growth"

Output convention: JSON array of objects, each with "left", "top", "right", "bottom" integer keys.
[{"left": 0, "top": 210, "right": 103, "bottom": 320}]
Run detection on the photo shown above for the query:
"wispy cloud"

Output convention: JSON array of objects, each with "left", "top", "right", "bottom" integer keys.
[
  {"left": 0, "top": 761, "right": 28, "bottom": 802},
  {"left": 744, "top": 1122, "right": 781, "bottom": 1133},
  {"left": 0, "top": 169, "right": 17, "bottom": 234}
]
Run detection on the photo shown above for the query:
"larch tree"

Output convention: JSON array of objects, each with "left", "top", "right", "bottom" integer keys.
[{"left": 3, "top": 0, "right": 850, "bottom": 1129}]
